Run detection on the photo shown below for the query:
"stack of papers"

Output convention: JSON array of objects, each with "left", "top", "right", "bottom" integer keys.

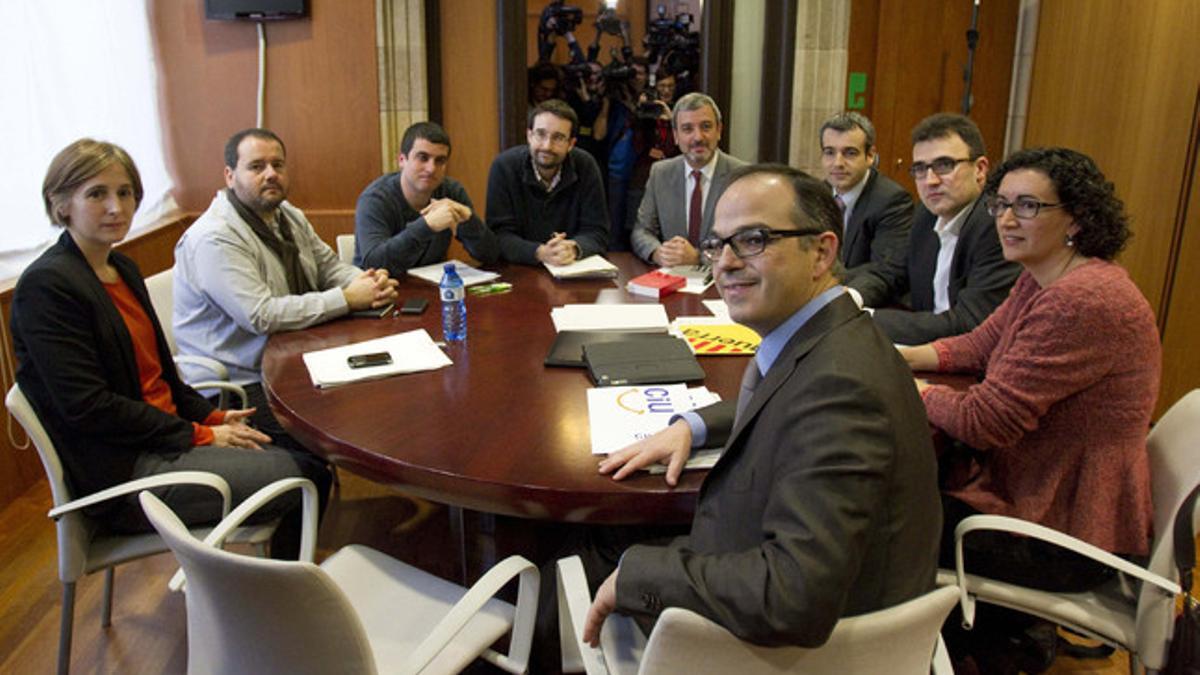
[
  {"left": 661, "top": 265, "right": 714, "bottom": 294},
  {"left": 550, "top": 303, "right": 670, "bottom": 332},
  {"left": 703, "top": 299, "right": 730, "bottom": 318},
  {"left": 544, "top": 255, "right": 619, "bottom": 279},
  {"left": 301, "top": 329, "right": 452, "bottom": 388},
  {"left": 408, "top": 259, "right": 499, "bottom": 287},
  {"left": 587, "top": 384, "right": 721, "bottom": 455}
]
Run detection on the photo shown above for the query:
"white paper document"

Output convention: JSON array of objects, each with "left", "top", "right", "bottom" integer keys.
[
  {"left": 587, "top": 384, "right": 721, "bottom": 455},
  {"left": 407, "top": 259, "right": 499, "bottom": 287},
  {"left": 301, "top": 328, "right": 452, "bottom": 388},
  {"left": 702, "top": 299, "right": 730, "bottom": 318},
  {"left": 543, "top": 254, "right": 619, "bottom": 279},
  {"left": 550, "top": 303, "right": 670, "bottom": 333}
]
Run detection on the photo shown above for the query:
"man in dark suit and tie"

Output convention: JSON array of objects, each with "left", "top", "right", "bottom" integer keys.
[
  {"left": 630, "top": 93, "right": 747, "bottom": 266},
  {"left": 847, "top": 113, "right": 1019, "bottom": 345},
  {"left": 587, "top": 164, "right": 941, "bottom": 648},
  {"left": 819, "top": 112, "right": 913, "bottom": 282}
]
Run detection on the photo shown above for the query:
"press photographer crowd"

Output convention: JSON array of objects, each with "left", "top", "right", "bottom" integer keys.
[{"left": 529, "top": 1, "right": 701, "bottom": 250}]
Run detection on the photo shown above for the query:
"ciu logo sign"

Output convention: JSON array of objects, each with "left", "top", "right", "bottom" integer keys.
[{"left": 616, "top": 387, "right": 679, "bottom": 415}]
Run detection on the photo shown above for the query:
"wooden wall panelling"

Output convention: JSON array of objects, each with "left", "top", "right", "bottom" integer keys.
[
  {"left": 1157, "top": 85, "right": 1200, "bottom": 416},
  {"left": 1022, "top": 0, "right": 1200, "bottom": 320},
  {"left": 149, "top": 1, "right": 381, "bottom": 236},
  {"left": 439, "top": 0, "right": 498, "bottom": 221},
  {"left": 861, "top": 0, "right": 1018, "bottom": 193}
]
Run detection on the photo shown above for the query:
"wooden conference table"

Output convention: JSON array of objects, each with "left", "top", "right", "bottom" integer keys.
[{"left": 262, "top": 253, "right": 747, "bottom": 526}]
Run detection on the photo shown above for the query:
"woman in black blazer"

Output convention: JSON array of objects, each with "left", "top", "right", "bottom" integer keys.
[{"left": 11, "top": 139, "right": 329, "bottom": 557}]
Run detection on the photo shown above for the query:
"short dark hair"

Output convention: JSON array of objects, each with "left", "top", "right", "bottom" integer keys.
[
  {"left": 911, "top": 113, "right": 986, "bottom": 159},
  {"left": 725, "top": 163, "right": 843, "bottom": 248},
  {"left": 400, "top": 121, "right": 452, "bottom": 156},
  {"left": 42, "top": 139, "right": 144, "bottom": 227},
  {"left": 527, "top": 99, "right": 579, "bottom": 138},
  {"left": 985, "top": 147, "right": 1131, "bottom": 260},
  {"left": 819, "top": 112, "right": 876, "bottom": 153},
  {"left": 224, "top": 128, "right": 287, "bottom": 169}
]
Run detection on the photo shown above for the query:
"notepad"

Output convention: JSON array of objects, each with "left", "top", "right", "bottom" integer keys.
[
  {"left": 407, "top": 259, "right": 499, "bottom": 287},
  {"left": 301, "top": 329, "right": 452, "bottom": 388},
  {"left": 550, "top": 303, "right": 671, "bottom": 333},
  {"left": 543, "top": 255, "right": 619, "bottom": 279}
]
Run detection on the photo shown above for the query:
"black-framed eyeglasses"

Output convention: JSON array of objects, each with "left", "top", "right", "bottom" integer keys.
[
  {"left": 985, "top": 195, "right": 1065, "bottom": 219},
  {"left": 908, "top": 156, "right": 973, "bottom": 179},
  {"left": 531, "top": 128, "right": 571, "bottom": 145},
  {"left": 699, "top": 226, "right": 824, "bottom": 263}
]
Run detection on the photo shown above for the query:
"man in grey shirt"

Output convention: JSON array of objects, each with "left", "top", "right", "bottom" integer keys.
[{"left": 174, "top": 128, "right": 397, "bottom": 446}]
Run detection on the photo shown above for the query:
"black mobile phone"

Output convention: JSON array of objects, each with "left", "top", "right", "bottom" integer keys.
[
  {"left": 346, "top": 352, "right": 393, "bottom": 369},
  {"left": 400, "top": 298, "right": 429, "bottom": 315}
]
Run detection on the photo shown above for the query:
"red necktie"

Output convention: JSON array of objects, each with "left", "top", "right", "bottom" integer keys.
[{"left": 688, "top": 169, "right": 703, "bottom": 244}]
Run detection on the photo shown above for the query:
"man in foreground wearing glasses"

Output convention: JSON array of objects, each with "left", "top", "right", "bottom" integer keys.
[
  {"left": 848, "top": 113, "right": 1018, "bottom": 345},
  {"left": 486, "top": 98, "right": 609, "bottom": 266},
  {"left": 581, "top": 164, "right": 940, "bottom": 650}
]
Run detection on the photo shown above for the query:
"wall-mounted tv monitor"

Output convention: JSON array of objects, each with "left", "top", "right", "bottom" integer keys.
[{"left": 205, "top": 0, "right": 307, "bottom": 21}]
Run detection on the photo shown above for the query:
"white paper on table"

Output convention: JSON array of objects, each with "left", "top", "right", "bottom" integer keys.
[
  {"left": 702, "top": 299, "right": 729, "bottom": 318},
  {"left": 543, "top": 254, "right": 619, "bottom": 279},
  {"left": 301, "top": 328, "right": 452, "bottom": 388},
  {"left": 407, "top": 259, "right": 499, "bottom": 287},
  {"left": 587, "top": 384, "right": 720, "bottom": 455},
  {"left": 550, "top": 303, "right": 670, "bottom": 332}
]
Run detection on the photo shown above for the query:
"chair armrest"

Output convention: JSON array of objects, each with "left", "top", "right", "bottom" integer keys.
[
  {"left": 556, "top": 555, "right": 609, "bottom": 674},
  {"left": 167, "top": 477, "right": 318, "bottom": 592},
  {"left": 954, "top": 514, "right": 1180, "bottom": 625},
  {"left": 190, "top": 381, "right": 249, "bottom": 410},
  {"left": 47, "top": 471, "right": 232, "bottom": 521},
  {"left": 402, "top": 555, "right": 540, "bottom": 675},
  {"left": 174, "top": 355, "right": 230, "bottom": 381}
]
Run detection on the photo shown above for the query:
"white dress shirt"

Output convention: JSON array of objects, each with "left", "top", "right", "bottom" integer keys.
[{"left": 932, "top": 200, "right": 975, "bottom": 313}]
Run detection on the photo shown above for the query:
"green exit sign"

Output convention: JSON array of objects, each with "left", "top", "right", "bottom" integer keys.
[{"left": 847, "top": 72, "right": 867, "bottom": 110}]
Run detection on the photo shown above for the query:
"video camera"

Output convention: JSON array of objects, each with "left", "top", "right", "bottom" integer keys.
[
  {"left": 541, "top": 0, "right": 583, "bottom": 37},
  {"left": 644, "top": 4, "right": 700, "bottom": 79}
]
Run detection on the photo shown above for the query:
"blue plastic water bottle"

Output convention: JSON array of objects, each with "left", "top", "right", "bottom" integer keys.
[{"left": 439, "top": 263, "right": 467, "bottom": 342}]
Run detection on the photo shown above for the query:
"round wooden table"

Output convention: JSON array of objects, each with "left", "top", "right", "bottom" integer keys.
[{"left": 262, "top": 254, "right": 749, "bottom": 525}]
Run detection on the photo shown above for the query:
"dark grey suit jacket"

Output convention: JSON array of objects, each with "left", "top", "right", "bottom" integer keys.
[
  {"left": 615, "top": 294, "right": 941, "bottom": 647},
  {"left": 839, "top": 170, "right": 913, "bottom": 280},
  {"left": 849, "top": 198, "right": 1019, "bottom": 345},
  {"left": 630, "top": 151, "right": 747, "bottom": 262}
]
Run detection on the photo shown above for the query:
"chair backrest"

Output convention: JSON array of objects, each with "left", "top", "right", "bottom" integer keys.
[
  {"left": 6, "top": 383, "right": 96, "bottom": 581},
  {"left": 336, "top": 234, "right": 356, "bottom": 265},
  {"left": 1137, "top": 389, "right": 1200, "bottom": 668},
  {"left": 140, "top": 490, "right": 379, "bottom": 675},
  {"left": 144, "top": 268, "right": 178, "bottom": 354},
  {"left": 637, "top": 586, "right": 959, "bottom": 675}
]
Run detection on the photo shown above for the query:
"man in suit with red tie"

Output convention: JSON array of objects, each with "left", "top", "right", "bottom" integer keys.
[
  {"left": 630, "top": 93, "right": 747, "bottom": 266},
  {"left": 587, "top": 164, "right": 941, "bottom": 649}
]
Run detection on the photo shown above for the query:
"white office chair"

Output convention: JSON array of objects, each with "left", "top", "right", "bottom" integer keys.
[
  {"left": 337, "top": 233, "right": 356, "bottom": 264},
  {"left": 144, "top": 268, "right": 246, "bottom": 409},
  {"left": 556, "top": 555, "right": 958, "bottom": 675},
  {"left": 141, "top": 477, "right": 540, "bottom": 675},
  {"left": 6, "top": 383, "right": 276, "bottom": 675},
  {"left": 948, "top": 388, "right": 1200, "bottom": 672}
]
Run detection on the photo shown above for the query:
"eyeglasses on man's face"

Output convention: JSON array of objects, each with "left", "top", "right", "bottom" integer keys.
[
  {"left": 985, "top": 195, "right": 1064, "bottom": 219},
  {"left": 531, "top": 128, "right": 571, "bottom": 146},
  {"left": 908, "top": 156, "right": 973, "bottom": 179},
  {"left": 700, "top": 226, "right": 824, "bottom": 263}
]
